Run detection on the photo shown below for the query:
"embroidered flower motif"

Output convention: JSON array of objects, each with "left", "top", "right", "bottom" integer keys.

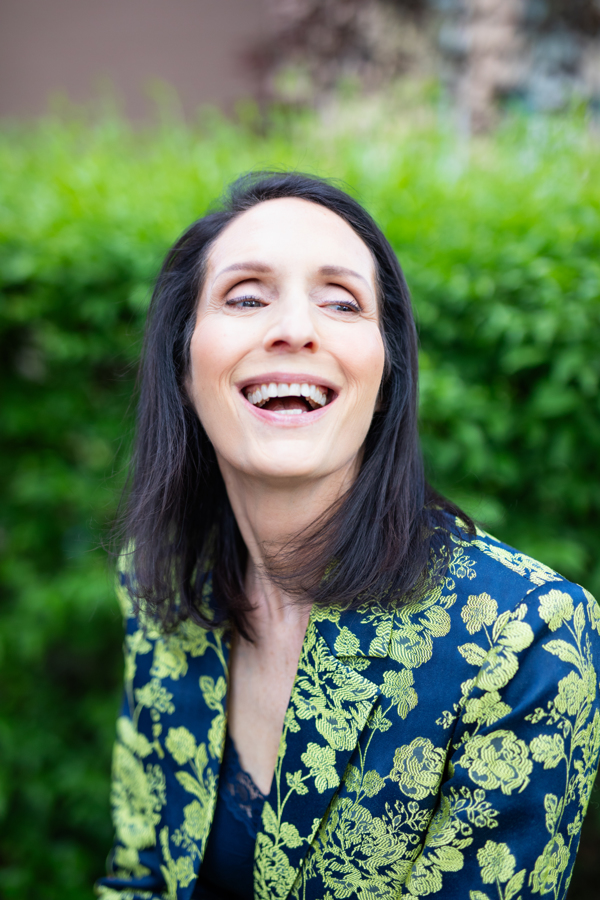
[
  {"left": 165, "top": 726, "right": 197, "bottom": 765},
  {"left": 111, "top": 744, "right": 163, "bottom": 850},
  {"left": 117, "top": 716, "right": 153, "bottom": 758},
  {"left": 461, "top": 593, "right": 498, "bottom": 635},
  {"left": 382, "top": 669, "right": 418, "bottom": 719},
  {"left": 301, "top": 742, "right": 340, "bottom": 793},
  {"left": 462, "top": 691, "right": 511, "bottom": 727},
  {"left": 151, "top": 639, "right": 188, "bottom": 681},
  {"left": 529, "top": 834, "right": 570, "bottom": 894},
  {"left": 183, "top": 800, "right": 204, "bottom": 840},
  {"left": 477, "top": 840, "right": 515, "bottom": 884},
  {"left": 457, "top": 731, "right": 532, "bottom": 795},
  {"left": 584, "top": 588, "right": 600, "bottom": 634},
  {"left": 390, "top": 737, "right": 445, "bottom": 800},
  {"left": 539, "top": 590, "right": 575, "bottom": 631},
  {"left": 554, "top": 672, "right": 585, "bottom": 717},
  {"left": 476, "top": 646, "right": 519, "bottom": 692},
  {"left": 530, "top": 733, "right": 565, "bottom": 770},
  {"left": 134, "top": 677, "right": 175, "bottom": 714}
]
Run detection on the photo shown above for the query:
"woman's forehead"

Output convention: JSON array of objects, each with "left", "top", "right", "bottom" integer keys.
[{"left": 206, "top": 197, "right": 376, "bottom": 282}]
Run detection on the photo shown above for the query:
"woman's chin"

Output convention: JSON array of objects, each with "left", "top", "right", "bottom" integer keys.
[
  {"left": 223, "top": 448, "right": 344, "bottom": 485},
  {"left": 248, "top": 459, "right": 330, "bottom": 483}
]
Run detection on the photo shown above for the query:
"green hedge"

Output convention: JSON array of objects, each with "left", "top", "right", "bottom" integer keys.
[{"left": 1, "top": 106, "right": 599, "bottom": 898}]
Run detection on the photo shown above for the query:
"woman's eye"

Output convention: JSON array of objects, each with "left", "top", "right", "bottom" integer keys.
[
  {"left": 327, "top": 301, "right": 361, "bottom": 314},
  {"left": 321, "top": 285, "right": 361, "bottom": 314},
  {"left": 226, "top": 295, "right": 264, "bottom": 308}
]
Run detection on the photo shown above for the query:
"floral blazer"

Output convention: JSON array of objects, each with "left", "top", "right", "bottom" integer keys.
[{"left": 96, "top": 525, "right": 600, "bottom": 900}]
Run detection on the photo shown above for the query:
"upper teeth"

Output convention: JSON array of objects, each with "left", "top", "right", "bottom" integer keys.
[{"left": 246, "top": 382, "right": 328, "bottom": 409}]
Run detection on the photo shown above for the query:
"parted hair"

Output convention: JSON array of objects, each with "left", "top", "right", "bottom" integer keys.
[{"left": 116, "top": 171, "right": 471, "bottom": 635}]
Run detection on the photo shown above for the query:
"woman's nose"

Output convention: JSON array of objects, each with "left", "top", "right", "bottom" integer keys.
[{"left": 262, "top": 293, "right": 320, "bottom": 353}]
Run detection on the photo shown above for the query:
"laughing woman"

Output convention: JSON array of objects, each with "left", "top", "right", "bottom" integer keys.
[{"left": 96, "top": 173, "right": 600, "bottom": 900}]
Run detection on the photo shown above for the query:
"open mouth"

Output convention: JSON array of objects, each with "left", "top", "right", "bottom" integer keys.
[{"left": 243, "top": 381, "right": 333, "bottom": 416}]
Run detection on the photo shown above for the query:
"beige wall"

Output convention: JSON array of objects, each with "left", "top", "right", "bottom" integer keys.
[{"left": 0, "top": 0, "right": 270, "bottom": 119}]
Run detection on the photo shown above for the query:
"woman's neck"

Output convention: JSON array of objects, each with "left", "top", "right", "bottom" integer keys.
[{"left": 217, "top": 459, "right": 356, "bottom": 637}]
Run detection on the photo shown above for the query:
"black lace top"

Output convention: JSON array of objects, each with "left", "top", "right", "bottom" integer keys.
[{"left": 193, "top": 732, "right": 272, "bottom": 899}]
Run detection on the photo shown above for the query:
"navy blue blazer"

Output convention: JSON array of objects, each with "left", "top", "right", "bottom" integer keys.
[{"left": 96, "top": 523, "right": 600, "bottom": 899}]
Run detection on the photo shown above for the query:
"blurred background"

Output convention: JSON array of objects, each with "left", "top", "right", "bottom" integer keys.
[{"left": 0, "top": 1, "right": 599, "bottom": 897}]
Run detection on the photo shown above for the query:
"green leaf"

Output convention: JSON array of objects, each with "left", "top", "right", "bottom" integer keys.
[
  {"left": 175, "top": 771, "right": 205, "bottom": 802},
  {"left": 334, "top": 626, "right": 361, "bottom": 656},
  {"left": 280, "top": 821, "right": 303, "bottom": 849},
  {"left": 505, "top": 868, "right": 526, "bottom": 900},
  {"left": 458, "top": 642, "right": 488, "bottom": 666},
  {"left": 573, "top": 602, "right": 586, "bottom": 641},
  {"left": 286, "top": 769, "right": 309, "bottom": 795},
  {"left": 261, "top": 801, "right": 278, "bottom": 836},
  {"left": 544, "top": 640, "right": 581, "bottom": 668}
]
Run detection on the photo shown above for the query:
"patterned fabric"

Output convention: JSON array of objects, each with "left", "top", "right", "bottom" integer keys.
[
  {"left": 95, "top": 523, "right": 600, "bottom": 900},
  {"left": 194, "top": 732, "right": 268, "bottom": 898},
  {"left": 218, "top": 733, "right": 268, "bottom": 835}
]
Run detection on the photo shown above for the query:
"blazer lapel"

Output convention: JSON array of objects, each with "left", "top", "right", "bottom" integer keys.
[
  {"left": 254, "top": 603, "right": 393, "bottom": 900},
  {"left": 155, "top": 618, "right": 231, "bottom": 900}
]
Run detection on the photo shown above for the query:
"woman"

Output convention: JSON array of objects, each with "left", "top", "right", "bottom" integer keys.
[{"left": 96, "top": 172, "right": 600, "bottom": 900}]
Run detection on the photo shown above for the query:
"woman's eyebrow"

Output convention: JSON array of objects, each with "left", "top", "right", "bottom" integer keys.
[
  {"left": 318, "top": 265, "right": 371, "bottom": 286},
  {"left": 211, "top": 261, "right": 373, "bottom": 291},
  {"left": 213, "top": 261, "right": 273, "bottom": 282}
]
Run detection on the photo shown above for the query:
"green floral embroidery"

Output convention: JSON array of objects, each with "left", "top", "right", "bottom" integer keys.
[
  {"left": 100, "top": 536, "right": 600, "bottom": 900},
  {"left": 113, "top": 845, "right": 151, "bottom": 879},
  {"left": 471, "top": 531, "right": 559, "bottom": 587},
  {"left": 135, "top": 678, "right": 175, "bottom": 715},
  {"left": 457, "top": 731, "right": 532, "bottom": 795},
  {"left": 151, "top": 639, "right": 189, "bottom": 681},
  {"left": 462, "top": 592, "right": 498, "bottom": 635},
  {"left": 390, "top": 738, "right": 446, "bottom": 800},
  {"left": 539, "top": 590, "right": 575, "bottom": 632},
  {"left": 477, "top": 840, "right": 526, "bottom": 898},
  {"left": 523, "top": 588, "right": 600, "bottom": 898},
  {"left": 530, "top": 834, "right": 570, "bottom": 894},
  {"left": 165, "top": 726, "right": 197, "bottom": 766},
  {"left": 381, "top": 669, "right": 418, "bottom": 719},
  {"left": 530, "top": 733, "right": 565, "bottom": 770},
  {"left": 301, "top": 743, "right": 340, "bottom": 793},
  {"left": 111, "top": 743, "right": 165, "bottom": 850},
  {"left": 462, "top": 691, "right": 511, "bottom": 727},
  {"left": 584, "top": 588, "right": 600, "bottom": 634}
]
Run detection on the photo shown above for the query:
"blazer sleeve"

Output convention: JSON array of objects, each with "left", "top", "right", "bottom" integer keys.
[
  {"left": 95, "top": 571, "right": 169, "bottom": 900},
  {"left": 401, "top": 580, "right": 600, "bottom": 900}
]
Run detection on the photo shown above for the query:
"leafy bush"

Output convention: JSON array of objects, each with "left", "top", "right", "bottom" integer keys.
[{"left": 0, "top": 105, "right": 599, "bottom": 898}]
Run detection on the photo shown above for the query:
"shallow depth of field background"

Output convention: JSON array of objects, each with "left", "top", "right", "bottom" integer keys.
[{"left": 1, "top": 2, "right": 599, "bottom": 898}]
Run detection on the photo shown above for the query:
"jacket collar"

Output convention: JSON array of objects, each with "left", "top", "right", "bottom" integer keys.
[{"left": 252, "top": 602, "right": 390, "bottom": 898}]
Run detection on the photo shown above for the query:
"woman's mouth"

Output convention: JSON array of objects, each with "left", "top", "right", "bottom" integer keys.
[{"left": 243, "top": 381, "right": 331, "bottom": 416}]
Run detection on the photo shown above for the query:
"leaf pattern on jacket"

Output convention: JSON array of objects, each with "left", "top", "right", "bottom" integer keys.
[{"left": 97, "top": 525, "right": 600, "bottom": 900}]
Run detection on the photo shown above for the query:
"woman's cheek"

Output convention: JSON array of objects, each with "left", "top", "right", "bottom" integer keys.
[{"left": 344, "top": 328, "right": 385, "bottom": 400}]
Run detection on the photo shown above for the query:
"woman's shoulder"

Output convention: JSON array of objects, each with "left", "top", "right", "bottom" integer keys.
[
  {"left": 114, "top": 550, "right": 222, "bottom": 643},
  {"left": 444, "top": 519, "right": 596, "bottom": 610},
  {"left": 341, "top": 517, "right": 600, "bottom": 703},
  {"left": 424, "top": 518, "right": 600, "bottom": 653}
]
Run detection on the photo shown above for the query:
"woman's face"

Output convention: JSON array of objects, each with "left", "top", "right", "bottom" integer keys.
[{"left": 186, "top": 197, "right": 386, "bottom": 487}]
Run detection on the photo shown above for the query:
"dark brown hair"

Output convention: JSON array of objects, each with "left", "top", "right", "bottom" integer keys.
[{"left": 117, "top": 171, "right": 471, "bottom": 634}]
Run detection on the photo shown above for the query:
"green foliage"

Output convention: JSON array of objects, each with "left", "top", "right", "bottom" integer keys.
[{"left": 0, "top": 105, "right": 598, "bottom": 897}]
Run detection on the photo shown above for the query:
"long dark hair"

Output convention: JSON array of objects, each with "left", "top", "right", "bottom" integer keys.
[{"left": 117, "top": 171, "right": 471, "bottom": 634}]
